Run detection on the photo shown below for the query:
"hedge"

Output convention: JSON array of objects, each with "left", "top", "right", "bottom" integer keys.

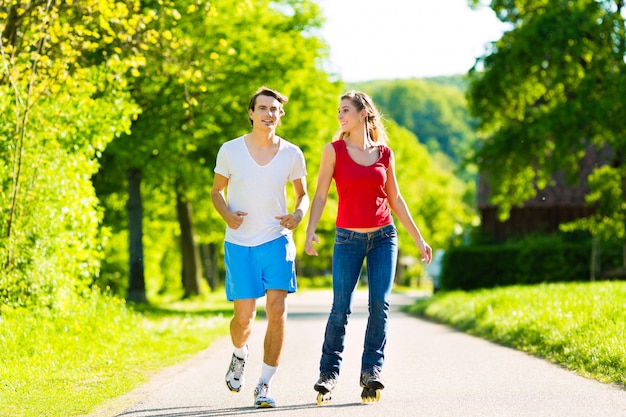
[{"left": 439, "top": 237, "right": 620, "bottom": 291}]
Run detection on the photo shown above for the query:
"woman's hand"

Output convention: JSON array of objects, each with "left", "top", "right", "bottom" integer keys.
[
  {"left": 305, "top": 232, "right": 320, "bottom": 256},
  {"left": 417, "top": 239, "right": 433, "bottom": 264}
]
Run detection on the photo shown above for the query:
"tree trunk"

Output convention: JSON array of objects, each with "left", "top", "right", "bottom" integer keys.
[
  {"left": 621, "top": 165, "right": 626, "bottom": 269},
  {"left": 200, "top": 242, "right": 220, "bottom": 292},
  {"left": 127, "top": 168, "right": 147, "bottom": 302},
  {"left": 590, "top": 236, "right": 599, "bottom": 282},
  {"left": 394, "top": 248, "right": 406, "bottom": 286},
  {"left": 176, "top": 191, "right": 202, "bottom": 298}
]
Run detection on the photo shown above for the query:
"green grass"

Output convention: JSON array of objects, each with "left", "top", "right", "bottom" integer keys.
[
  {"left": 0, "top": 291, "right": 232, "bottom": 417},
  {"left": 2, "top": 281, "right": 624, "bottom": 416},
  {"left": 405, "top": 281, "right": 626, "bottom": 386}
]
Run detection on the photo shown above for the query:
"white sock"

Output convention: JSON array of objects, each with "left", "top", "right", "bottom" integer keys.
[
  {"left": 234, "top": 345, "right": 248, "bottom": 359},
  {"left": 260, "top": 363, "right": 278, "bottom": 385}
]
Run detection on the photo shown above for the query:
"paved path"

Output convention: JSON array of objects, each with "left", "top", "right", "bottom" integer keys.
[{"left": 87, "top": 290, "right": 626, "bottom": 417}]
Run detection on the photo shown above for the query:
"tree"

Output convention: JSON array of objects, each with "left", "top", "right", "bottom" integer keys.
[
  {"left": 354, "top": 78, "right": 477, "bottom": 169},
  {"left": 0, "top": 0, "right": 145, "bottom": 309},
  {"left": 348, "top": 79, "right": 480, "bottom": 247},
  {"left": 94, "top": 0, "right": 341, "bottom": 299},
  {"left": 467, "top": 0, "right": 626, "bottom": 262},
  {"left": 385, "top": 120, "right": 477, "bottom": 253}
]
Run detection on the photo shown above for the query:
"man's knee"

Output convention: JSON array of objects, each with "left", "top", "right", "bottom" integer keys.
[
  {"left": 232, "top": 300, "right": 256, "bottom": 329},
  {"left": 265, "top": 291, "right": 287, "bottom": 320},
  {"left": 266, "top": 303, "right": 286, "bottom": 321},
  {"left": 232, "top": 312, "right": 255, "bottom": 329}
]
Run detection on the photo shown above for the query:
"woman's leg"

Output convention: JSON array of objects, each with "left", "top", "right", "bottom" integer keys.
[
  {"left": 361, "top": 225, "right": 398, "bottom": 373},
  {"left": 319, "top": 229, "right": 366, "bottom": 376}
]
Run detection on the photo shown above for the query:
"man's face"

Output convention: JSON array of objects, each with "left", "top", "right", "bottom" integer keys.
[{"left": 249, "top": 95, "right": 283, "bottom": 130}]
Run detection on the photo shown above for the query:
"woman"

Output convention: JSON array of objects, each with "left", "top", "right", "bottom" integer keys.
[{"left": 304, "top": 90, "right": 432, "bottom": 404}]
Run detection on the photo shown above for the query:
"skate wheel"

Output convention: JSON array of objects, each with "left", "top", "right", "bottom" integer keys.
[
  {"left": 361, "top": 388, "right": 381, "bottom": 403},
  {"left": 316, "top": 391, "right": 331, "bottom": 406}
]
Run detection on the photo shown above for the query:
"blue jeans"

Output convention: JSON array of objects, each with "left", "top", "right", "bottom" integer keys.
[{"left": 319, "top": 224, "right": 398, "bottom": 376}]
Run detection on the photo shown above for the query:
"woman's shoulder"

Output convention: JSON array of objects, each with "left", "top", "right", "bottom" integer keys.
[
  {"left": 330, "top": 139, "right": 345, "bottom": 151},
  {"left": 378, "top": 143, "right": 392, "bottom": 155},
  {"left": 377, "top": 143, "right": 393, "bottom": 165}
]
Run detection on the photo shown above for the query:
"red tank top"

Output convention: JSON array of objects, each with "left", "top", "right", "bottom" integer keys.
[{"left": 332, "top": 140, "right": 393, "bottom": 228}]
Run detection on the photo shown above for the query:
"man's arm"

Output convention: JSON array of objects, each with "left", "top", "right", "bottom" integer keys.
[
  {"left": 275, "top": 176, "right": 309, "bottom": 230},
  {"left": 210, "top": 173, "right": 247, "bottom": 230},
  {"left": 291, "top": 176, "right": 309, "bottom": 223}
]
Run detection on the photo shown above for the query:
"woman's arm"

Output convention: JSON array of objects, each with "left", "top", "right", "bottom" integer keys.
[
  {"left": 304, "top": 143, "right": 336, "bottom": 256},
  {"left": 385, "top": 150, "right": 433, "bottom": 264}
]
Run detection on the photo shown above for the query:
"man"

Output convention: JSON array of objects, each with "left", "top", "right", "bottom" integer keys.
[{"left": 210, "top": 86, "right": 308, "bottom": 409}]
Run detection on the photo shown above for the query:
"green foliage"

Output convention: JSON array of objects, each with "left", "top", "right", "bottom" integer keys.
[
  {"left": 297, "top": 115, "right": 478, "bottom": 278},
  {"left": 94, "top": 0, "right": 341, "bottom": 297},
  {"left": 422, "top": 74, "right": 469, "bottom": 91},
  {"left": 386, "top": 121, "right": 476, "bottom": 251},
  {"left": 561, "top": 165, "right": 626, "bottom": 241},
  {"left": 407, "top": 282, "right": 626, "bottom": 386},
  {"left": 351, "top": 78, "right": 477, "bottom": 169},
  {"left": 0, "top": 289, "right": 230, "bottom": 417},
  {"left": 440, "top": 234, "right": 596, "bottom": 291},
  {"left": 0, "top": 1, "right": 143, "bottom": 309},
  {"left": 468, "top": 0, "right": 626, "bottom": 239},
  {"left": 342, "top": 78, "right": 482, "bottom": 266},
  {"left": 0, "top": 0, "right": 517, "bottom": 312}
]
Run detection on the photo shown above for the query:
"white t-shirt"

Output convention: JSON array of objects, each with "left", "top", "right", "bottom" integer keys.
[{"left": 214, "top": 136, "right": 307, "bottom": 247}]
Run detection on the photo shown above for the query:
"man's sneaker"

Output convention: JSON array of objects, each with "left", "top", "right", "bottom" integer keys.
[
  {"left": 253, "top": 382, "right": 276, "bottom": 408},
  {"left": 360, "top": 369, "right": 384, "bottom": 390},
  {"left": 314, "top": 372, "right": 338, "bottom": 394},
  {"left": 225, "top": 353, "right": 246, "bottom": 392}
]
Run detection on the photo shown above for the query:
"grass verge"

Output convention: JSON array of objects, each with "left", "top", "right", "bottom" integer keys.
[
  {"left": 405, "top": 281, "right": 626, "bottom": 386},
  {"left": 3, "top": 281, "right": 623, "bottom": 416},
  {"left": 0, "top": 290, "right": 231, "bottom": 417}
]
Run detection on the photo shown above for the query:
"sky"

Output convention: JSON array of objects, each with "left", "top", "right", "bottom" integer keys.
[{"left": 315, "top": 0, "right": 510, "bottom": 82}]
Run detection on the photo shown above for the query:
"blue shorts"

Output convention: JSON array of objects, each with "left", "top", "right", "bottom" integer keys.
[{"left": 224, "top": 235, "right": 297, "bottom": 301}]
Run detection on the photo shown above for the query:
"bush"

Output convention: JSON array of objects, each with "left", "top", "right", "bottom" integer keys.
[{"left": 439, "top": 234, "right": 615, "bottom": 291}]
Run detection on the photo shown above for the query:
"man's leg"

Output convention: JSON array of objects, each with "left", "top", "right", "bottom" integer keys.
[
  {"left": 231, "top": 298, "right": 257, "bottom": 348},
  {"left": 263, "top": 289, "right": 287, "bottom": 366},
  {"left": 250, "top": 290, "right": 287, "bottom": 408},
  {"left": 225, "top": 298, "right": 256, "bottom": 393}
]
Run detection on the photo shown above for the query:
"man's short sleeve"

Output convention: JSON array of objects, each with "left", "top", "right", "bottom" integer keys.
[
  {"left": 288, "top": 146, "right": 307, "bottom": 181},
  {"left": 214, "top": 143, "right": 230, "bottom": 178}
]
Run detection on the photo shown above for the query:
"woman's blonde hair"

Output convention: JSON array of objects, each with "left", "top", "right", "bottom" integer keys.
[{"left": 333, "top": 90, "right": 388, "bottom": 144}]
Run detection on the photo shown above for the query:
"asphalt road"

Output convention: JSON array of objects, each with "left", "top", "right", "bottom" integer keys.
[{"left": 85, "top": 289, "right": 626, "bottom": 417}]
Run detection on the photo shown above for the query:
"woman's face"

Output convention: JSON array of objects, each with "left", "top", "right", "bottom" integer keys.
[{"left": 337, "top": 99, "right": 362, "bottom": 133}]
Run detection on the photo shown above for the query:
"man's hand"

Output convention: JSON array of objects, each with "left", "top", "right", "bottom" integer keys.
[
  {"left": 276, "top": 212, "right": 301, "bottom": 230},
  {"left": 226, "top": 211, "right": 248, "bottom": 229}
]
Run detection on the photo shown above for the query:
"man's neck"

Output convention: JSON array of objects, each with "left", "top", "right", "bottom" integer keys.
[{"left": 247, "top": 129, "right": 278, "bottom": 147}]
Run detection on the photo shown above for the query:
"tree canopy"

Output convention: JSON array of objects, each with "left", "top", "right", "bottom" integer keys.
[
  {"left": 352, "top": 77, "right": 477, "bottom": 170},
  {"left": 1, "top": 0, "right": 483, "bottom": 307},
  {"left": 467, "top": 0, "right": 626, "bottom": 243},
  {"left": 1, "top": 0, "right": 145, "bottom": 308}
]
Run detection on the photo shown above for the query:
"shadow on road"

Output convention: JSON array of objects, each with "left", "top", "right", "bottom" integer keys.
[{"left": 116, "top": 401, "right": 367, "bottom": 416}]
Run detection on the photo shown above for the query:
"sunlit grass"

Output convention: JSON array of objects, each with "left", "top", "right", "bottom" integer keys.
[
  {"left": 2, "top": 281, "right": 624, "bottom": 416},
  {"left": 406, "top": 281, "right": 626, "bottom": 386},
  {"left": 0, "top": 291, "right": 231, "bottom": 417}
]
